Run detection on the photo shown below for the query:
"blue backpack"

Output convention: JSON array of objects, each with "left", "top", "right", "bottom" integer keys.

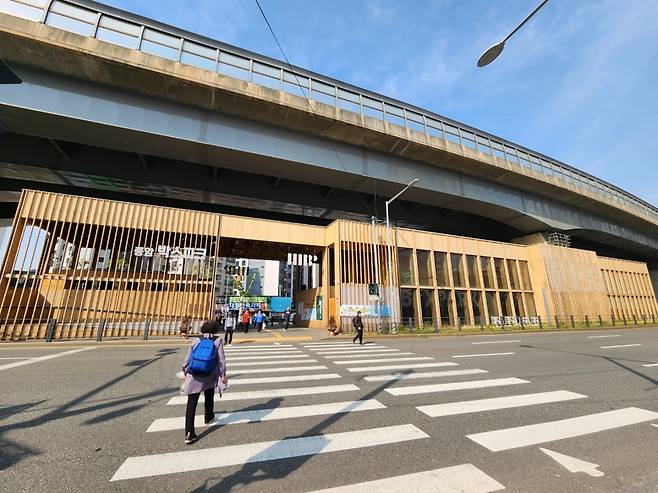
[{"left": 188, "top": 337, "right": 217, "bottom": 376}]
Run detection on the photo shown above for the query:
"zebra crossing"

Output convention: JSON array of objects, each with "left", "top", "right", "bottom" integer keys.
[{"left": 109, "top": 339, "right": 658, "bottom": 490}]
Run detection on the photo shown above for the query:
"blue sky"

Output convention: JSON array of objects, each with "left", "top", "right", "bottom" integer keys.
[{"left": 104, "top": 0, "right": 658, "bottom": 206}]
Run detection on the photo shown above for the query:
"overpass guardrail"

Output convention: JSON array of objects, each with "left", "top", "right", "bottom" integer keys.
[{"left": 3, "top": 0, "right": 658, "bottom": 225}]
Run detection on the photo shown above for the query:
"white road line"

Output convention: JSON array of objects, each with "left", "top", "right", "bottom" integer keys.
[
  {"left": 643, "top": 363, "right": 658, "bottom": 367},
  {"left": 471, "top": 340, "right": 521, "bottom": 345},
  {"left": 348, "top": 362, "right": 458, "bottom": 373},
  {"left": 385, "top": 377, "right": 529, "bottom": 396},
  {"left": 0, "top": 357, "right": 33, "bottom": 360},
  {"left": 232, "top": 365, "right": 327, "bottom": 375},
  {"left": 0, "top": 347, "right": 96, "bottom": 371},
  {"left": 311, "top": 346, "right": 387, "bottom": 352},
  {"left": 230, "top": 373, "right": 341, "bottom": 386},
  {"left": 307, "top": 464, "right": 505, "bottom": 493},
  {"left": 467, "top": 407, "right": 658, "bottom": 452},
  {"left": 452, "top": 352, "right": 515, "bottom": 359},
  {"left": 326, "top": 351, "right": 412, "bottom": 359},
  {"left": 224, "top": 349, "right": 303, "bottom": 355},
  {"left": 587, "top": 335, "right": 620, "bottom": 339},
  {"left": 167, "top": 384, "right": 360, "bottom": 405},
  {"left": 112, "top": 424, "right": 428, "bottom": 481},
  {"left": 600, "top": 344, "right": 642, "bottom": 349},
  {"left": 227, "top": 344, "right": 293, "bottom": 349},
  {"left": 228, "top": 354, "right": 308, "bottom": 361},
  {"left": 417, "top": 390, "right": 587, "bottom": 417},
  {"left": 231, "top": 359, "right": 317, "bottom": 367},
  {"left": 317, "top": 349, "right": 402, "bottom": 356},
  {"left": 364, "top": 369, "right": 488, "bottom": 382},
  {"left": 303, "top": 342, "right": 370, "bottom": 347},
  {"left": 148, "top": 399, "right": 385, "bottom": 432},
  {"left": 334, "top": 356, "right": 433, "bottom": 365}
]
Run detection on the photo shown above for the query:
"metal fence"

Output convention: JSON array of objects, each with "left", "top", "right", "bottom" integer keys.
[{"left": 2, "top": 0, "right": 657, "bottom": 224}]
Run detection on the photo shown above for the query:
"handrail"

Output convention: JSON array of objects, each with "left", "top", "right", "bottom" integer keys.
[{"left": 3, "top": 0, "right": 657, "bottom": 223}]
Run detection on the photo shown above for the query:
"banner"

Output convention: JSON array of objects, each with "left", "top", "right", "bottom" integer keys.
[{"left": 339, "top": 304, "right": 391, "bottom": 317}]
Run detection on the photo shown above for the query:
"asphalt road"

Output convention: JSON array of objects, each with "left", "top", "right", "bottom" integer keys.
[{"left": 1, "top": 328, "right": 657, "bottom": 492}]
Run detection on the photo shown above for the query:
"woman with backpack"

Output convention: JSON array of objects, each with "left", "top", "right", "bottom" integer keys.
[
  {"left": 224, "top": 311, "right": 236, "bottom": 345},
  {"left": 181, "top": 320, "right": 227, "bottom": 444}
]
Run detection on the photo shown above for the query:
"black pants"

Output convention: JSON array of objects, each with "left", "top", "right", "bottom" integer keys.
[
  {"left": 185, "top": 388, "right": 215, "bottom": 435},
  {"left": 243, "top": 322, "right": 250, "bottom": 333},
  {"left": 284, "top": 320, "right": 290, "bottom": 330},
  {"left": 353, "top": 328, "right": 363, "bottom": 344},
  {"left": 224, "top": 329, "right": 233, "bottom": 344},
  {"left": 256, "top": 321, "right": 263, "bottom": 332}
]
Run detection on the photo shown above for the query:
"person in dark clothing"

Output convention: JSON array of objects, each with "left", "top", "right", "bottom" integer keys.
[
  {"left": 352, "top": 311, "right": 364, "bottom": 345},
  {"left": 283, "top": 307, "right": 292, "bottom": 332}
]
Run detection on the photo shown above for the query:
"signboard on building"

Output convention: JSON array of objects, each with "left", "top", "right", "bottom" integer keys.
[
  {"left": 227, "top": 296, "right": 268, "bottom": 310},
  {"left": 339, "top": 304, "right": 390, "bottom": 317},
  {"left": 133, "top": 246, "right": 206, "bottom": 259}
]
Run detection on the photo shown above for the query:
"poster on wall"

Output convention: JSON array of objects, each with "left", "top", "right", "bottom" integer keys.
[
  {"left": 315, "top": 295, "right": 323, "bottom": 320},
  {"left": 339, "top": 304, "right": 391, "bottom": 317}
]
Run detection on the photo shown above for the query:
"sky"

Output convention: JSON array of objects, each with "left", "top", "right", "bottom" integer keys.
[{"left": 102, "top": 0, "right": 658, "bottom": 206}]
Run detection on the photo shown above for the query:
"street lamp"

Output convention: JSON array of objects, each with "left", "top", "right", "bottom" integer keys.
[
  {"left": 385, "top": 178, "right": 419, "bottom": 331},
  {"left": 0, "top": 58, "right": 22, "bottom": 84},
  {"left": 477, "top": 0, "right": 550, "bottom": 67}
]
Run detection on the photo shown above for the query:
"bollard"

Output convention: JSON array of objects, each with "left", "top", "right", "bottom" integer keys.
[
  {"left": 622, "top": 314, "right": 627, "bottom": 326},
  {"left": 520, "top": 316, "right": 525, "bottom": 330},
  {"left": 611, "top": 314, "right": 616, "bottom": 326},
  {"left": 555, "top": 315, "right": 560, "bottom": 329},
  {"left": 143, "top": 319, "right": 151, "bottom": 340},
  {"left": 643, "top": 314, "right": 647, "bottom": 325},
  {"left": 479, "top": 316, "right": 484, "bottom": 331},
  {"left": 585, "top": 315, "right": 590, "bottom": 328},
  {"left": 632, "top": 315, "right": 637, "bottom": 326},
  {"left": 598, "top": 315, "right": 603, "bottom": 327},
  {"left": 96, "top": 319, "right": 106, "bottom": 342},
  {"left": 501, "top": 316, "right": 505, "bottom": 330},
  {"left": 570, "top": 315, "right": 575, "bottom": 328},
  {"left": 46, "top": 319, "right": 57, "bottom": 342},
  {"left": 538, "top": 315, "right": 543, "bottom": 330}
]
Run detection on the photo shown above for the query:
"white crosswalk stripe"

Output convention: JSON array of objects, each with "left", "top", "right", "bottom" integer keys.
[
  {"left": 471, "top": 340, "right": 521, "bottom": 345},
  {"left": 311, "top": 346, "right": 387, "bottom": 352},
  {"left": 228, "top": 354, "right": 309, "bottom": 361},
  {"left": 307, "top": 464, "right": 505, "bottom": 493},
  {"left": 467, "top": 407, "right": 658, "bottom": 451},
  {"left": 347, "top": 362, "right": 458, "bottom": 372},
  {"left": 600, "top": 344, "right": 641, "bottom": 349},
  {"left": 325, "top": 351, "right": 413, "bottom": 359},
  {"left": 232, "top": 365, "right": 328, "bottom": 375},
  {"left": 226, "top": 344, "right": 294, "bottom": 349},
  {"left": 167, "top": 384, "right": 360, "bottom": 405},
  {"left": 230, "top": 373, "right": 342, "bottom": 386},
  {"left": 417, "top": 390, "right": 586, "bottom": 417},
  {"left": 231, "top": 358, "right": 316, "bottom": 367},
  {"left": 224, "top": 350, "right": 303, "bottom": 355},
  {"left": 385, "top": 378, "right": 529, "bottom": 396},
  {"left": 147, "top": 399, "right": 385, "bottom": 432},
  {"left": 643, "top": 363, "right": 658, "bottom": 367},
  {"left": 111, "top": 424, "right": 428, "bottom": 481},
  {"left": 452, "top": 352, "right": 515, "bottom": 358},
  {"left": 334, "top": 356, "right": 433, "bottom": 365},
  {"left": 364, "top": 369, "right": 488, "bottom": 382},
  {"left": 316, "top": 349, "right": 402, "bottom": 356}
]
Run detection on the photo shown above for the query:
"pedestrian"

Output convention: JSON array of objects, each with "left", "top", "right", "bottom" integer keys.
[
  {"left": 181, "top": 320, "right": 227, "bottom": 445},
  {"left": 352, "top": 310, "right": 364, "bottom": 345},
  {"left": 241, "top": 309, "right": 251, "bottom": 333},
  {"left": 224, "top": 311, "right": 236, "bottom": 345},
  {"left": 179, "top": 316, "right": 191, "bottom": 338},
  {"left": 283, "top": 307, "right": 292, "bottom": 333},
  {"left": 254, "top": 309, "right": 265, "bottom": 333}
]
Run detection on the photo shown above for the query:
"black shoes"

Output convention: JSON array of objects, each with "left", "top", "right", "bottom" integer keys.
[{"left": 185, "top": 432, "right": 198, "bottom": 445}]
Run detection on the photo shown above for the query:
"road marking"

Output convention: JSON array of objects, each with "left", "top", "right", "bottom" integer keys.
[
  {"left": 148, "top": 399, "right": 385, "bottom": 432},
  {"left": 111, "top": 424, "right": 428, "bottom": 481},
  {"left": 540, "top": 448, "right": 604, "bottom": 477},
  {"left": 600, "top": 344, "right": 641, "bottom": 349},
  {"left": 417, "top": 390, "right": 586, "bottom": 417},
  {"left": 348, "top": 362, "right": 458, "bottom": 372},
  {"left": 365, "top": 369, "right": 488, "bottom": 382},
  {"left": 317, "top": 349, "right": 402, "bottom": 356},
  {"left": 385, "top": 377, "right": 528, "bottom": 396},
  {"left": 225, "top": 345, "right": 295, "bottom": 351},
  {"left": 224, "top": 349, "right": 303, "bottom": 355},
  {"left": 471, "top": 340, "right": 521, "bottom": 345},
  {"left": 467, "top": 407, "right": 658, "bottom": 451},
  {"left": 325, "top": 351, "right": 412, "bottom": 359},
  {"left": 0, "top": 357, "right": 33, "bottom": 360},
  {"left": 307, "top": 463, "right": 505, "bottom": 492},
  {"left": 167, "top": 384, "right": 360, "bottom": 405},
  {"left": 230, "top": 373, "right": 342, "bottom": 386},
  {"left": 0, "top": 347, "right": 96, "bottom": 372},
  {"left": 303, "top": 342, "right": 371, "bottom": 347},
  {"left": 334, "top": 356, "right": 433, "bottom": 365},
  {"left": 643, "top": 363, "right": 658, "bottom": 367},
  {"left": 228, "top": 354, "right": 308, "bottom": 361},
  {"left": 452, "top": 352, "right": 515, "bottom": 359},
  {"left": 231, "top": 358, "right": 317, "bottom": 367},
  {"left": 232, "top": 365, "right": 327, "bottom": 375},
  {"left": 228, "top": 344, "right": 293, "bottom": 349},
  {"left": 311, "top": 346, "right": 387, "bottom": 352},
  {"left": 587, "top": 335, "right": 620, "bottom": 339}
]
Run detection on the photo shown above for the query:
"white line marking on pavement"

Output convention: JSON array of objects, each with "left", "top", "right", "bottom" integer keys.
[
  {"left": 302, "top": 343, "right": 356, "bottom": 347},
  {"left": 385, "top": 377, "right": 528, "bottom": 396},
  {"left": 334, "top": 356, "right": 433, "bottom": 365},
  {"left": 230, "top": 373, "right": 342, "bottom": 386},
  {"left": 467, "top": 407, "right": 658, "bottom": 451},
  {"left": 232, "top": 365, "right": 327, "bottom": 375},
  {"left": 111, "top": 424, "right": 428, "bottom": 481},
  {"left": 0, "top": 357, "right": 33, "bottom": 360},
  {"left": 365, "top": 369, "right": 488, "bottom": 382},
  {"left": 224, "top": 349, "right": 303, "bottom": 355},
  {"left": 417, "top": 390, "right": 586, "bottom": 417},
  {"left": 471, "top": 340, "right": 521, "bottom": 345},
  {"left": 540, "top": 448, "right": 604, "bottom": 477},
  {"left": 652, "top": 424, "right": 658, "bottom": 428},
  {"left": 311, "top": 346, "right": 387, "bottom": 352},
  {"left": 325, "top": 351, "right": 412, "bottom": 359},
  {"left": 317, "top": 349, "right": 402, "bottom": 356},
  {"left": 231, "top": 358, "right": 317, "bottom": 367},
  {"left": 587, "top": 335, "right": 620, "bottom": 339},
  {"left": 225, "top": 346, "right": 296, "bottom": 351},
  {"left": 600, "top": 344, "right": 642, "bottom": 349},
  {"left": 452, "top": 352, "right": 515, "bottom": 359},
  {"left": 348, "top": 362, "right": 458, "bottom": 372},
  {"left": 643, "top": 363, "right": 658, "bottom": 367},
  {"left": 0, "top": 347, "right": 96, "bottom": 372},
  {"left": 227, "top": 344, "right": 293, "bottom": 349},
  {"left": 167, "top": 384, "right": 360, "bottom": 405},
  {"left": 228, "top": 354, "right": 308, "bottom": 361},
  {"left": 307, "top": 463, "right": 505, "bottom": 493},
  {"left": 148, "top": 399, "right": 385, "bottom": 432}
]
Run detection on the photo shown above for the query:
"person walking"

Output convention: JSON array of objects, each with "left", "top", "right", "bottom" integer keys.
[
  {"left": 283, "top": 307, "right": 292, "bottom": 333},
  {"left": 241, "top": 309, "right": 251, "bottom": 333},
  {"left": 254, "top": 309, "right": 265, "bottom": 333},
  {"left": 181, "top": 320, "right": 227, "bottom": 445},
  {"left": 352, "top": 310, "right": 364, "bottom": 345},
  {"left": 224, "top": 312, "right": 236, "bottom": 345}
]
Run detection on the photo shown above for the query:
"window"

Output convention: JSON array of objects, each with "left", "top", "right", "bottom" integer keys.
[
  {"left": 494, "top": 258, "right": 508, "bottom": 289},
  {"left": 486, "top": 291, "right": 499, "bottom": 317},
  {"left": 417, "top": 250, "right": 433, "bottom": 286},
  {"left": 480, "top": 257, "right": 495, "bottom": 289},
  {"left": 471, "top": 291, "right": 483, "bottom": 324},
  {"left": 438, "top": 289, "right": 452, "bottom": 324},
  {"left": 400, "top": 288, "right": 417, "bottom": 327},
  {"left": 397, "top": 248, "right": 415, "bottom": 285},
  {"left": 451, "top": 254, "right": 465, "bottom": 287},
  {"left": 466, "top": 255, "right": 480, "bottom": 288},
  {"left": 420, "top": 289, "right": 436, "bottom": 327},
  {"left": 518, "top": 261, "right": 531, "bottom": 290},
  {"left": 507, "top": 259, "right": 520, "bottom": 290},
  {"left": 499, "top": 292, "right": 513, "bottom": 316},
  {"left": 512, "top": 292, "right": 525, "bottom": 317},
  {"left": 455, "top": 290, "right": 468, "bottom": 323},
  {"left": 434, "top": 252, "right": 450, "bottom": 286},
  {"left": 524, "top": 293, "right": 537, "bottom": 316}
]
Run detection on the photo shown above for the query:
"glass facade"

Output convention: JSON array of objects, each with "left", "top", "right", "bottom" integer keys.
[
  {"left": 435, "top": 252, "right": 450, "bottom": 286},
  {"left": 451, "top": 254, "right": 465, "bottom": 288},
  {"left": 466, "top": 255, "right": 480, "bottom": 288},
  {"left": 417, "top": 250, "right": 433, "bottom": 286},
  {"left": 398, "top": 248, "right": 415, "bottom": 285},
  {"left": 494, "top": 258, "right": 508, "bottom": 289},
  {"left": 481, "top": 257, "right": 495, "bottom": 289}
]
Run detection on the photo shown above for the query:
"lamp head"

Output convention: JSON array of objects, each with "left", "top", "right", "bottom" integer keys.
[{"left": 477, "top": 41, "right": 505, "bottom": 67}]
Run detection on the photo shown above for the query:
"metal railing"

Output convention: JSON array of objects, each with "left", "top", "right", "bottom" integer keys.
[{"left": 3, "top": 0, "right": 658, "bottom": 224}]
